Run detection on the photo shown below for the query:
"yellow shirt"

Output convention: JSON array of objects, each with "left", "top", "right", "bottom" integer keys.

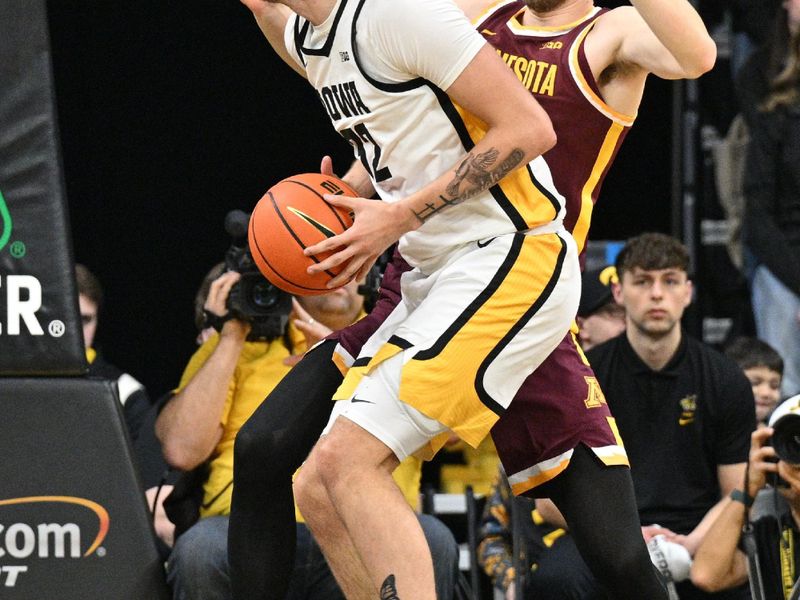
[
  {"left": 176, "top": 332, "right": 297, "bottom": 518},
  {"left": 176, "top": 317, "right": 423, "bottom": 518}
]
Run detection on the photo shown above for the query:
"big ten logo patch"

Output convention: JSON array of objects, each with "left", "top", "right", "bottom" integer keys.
[
  {"left": 678, "top": 395, "right": 697, "bottom": 426},
  {"left": 540, "top": 41, "right": 563, "bottom": 49},
  {"left": 584, "top": 376, "right": 607, "bottom": 409}
]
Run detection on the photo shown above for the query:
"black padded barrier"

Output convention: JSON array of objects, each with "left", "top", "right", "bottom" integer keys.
[
  {"left": 0, "top": 0, "right": 85, "bottom": 375},
  {"left": 0, "top": 378, "right": 170, "bottom": 599}
]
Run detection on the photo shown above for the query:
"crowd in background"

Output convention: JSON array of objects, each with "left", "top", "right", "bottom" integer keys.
[{"left": 74, "top": 0, "right": 800, "bottom": 598}]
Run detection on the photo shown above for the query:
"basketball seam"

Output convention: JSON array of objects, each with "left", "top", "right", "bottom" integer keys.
[
  {"left": 249, "top": 201, "right": 330, "bottom": 293},
  {"left": 267, "top": 189, "right": 339, "bottom": 279},
  {"left": 285, "top": 179, "right": 352, "bottom": 230}
]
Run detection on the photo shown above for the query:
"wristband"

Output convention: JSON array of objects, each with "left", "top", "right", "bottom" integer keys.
[
  {"left": 202, "top": 309, "right": 232, "bottom": 333},
  {"left": 729, "top": 488, "right": 754, "bottom": 508}
]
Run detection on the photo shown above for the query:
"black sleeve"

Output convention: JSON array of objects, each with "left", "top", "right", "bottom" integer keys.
[
  {"left": 713, "top": 357, "right": 757, "bottom": 465},
  {"left": 742, "top": 110, "right": 800, "bottom": 296}
]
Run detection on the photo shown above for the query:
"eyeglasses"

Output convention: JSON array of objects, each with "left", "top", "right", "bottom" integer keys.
[{"left": 81, "top": 314, "right": 97, "bottom": 326}]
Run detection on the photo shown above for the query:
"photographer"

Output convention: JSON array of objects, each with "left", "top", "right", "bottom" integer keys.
[
  {"left": 692, "top": 394, "right": 800, "bottom": 597},
  {"left": 155, "top": 214, "right": 458, "bottom": 600},
  {"left": 156, "top": 261, "right": 363, "bottom": 599}
]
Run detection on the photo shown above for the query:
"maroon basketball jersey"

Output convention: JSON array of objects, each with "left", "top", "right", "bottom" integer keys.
[{"left": 476, "top": 1, "right": 634, "bottom": 255}]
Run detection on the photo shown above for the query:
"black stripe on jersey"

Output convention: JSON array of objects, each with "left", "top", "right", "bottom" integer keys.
[
  {"left": 387, "top": 335, "right": 413, "bottom": 350},
  {"left": 350, "top": 0, "right": 426, "bottom": 92},
  {"left": 411, "top": 234, "right": 519, "bottom": 361},
  {"left": 413, "top": 234, "right": 527, "bottom": 415},
  {"left": 414, "top": 234, "right": 524, "bottom": 362},
  {"left": 293, "top": 17, "right": 309, "bottom": 67},
  {"left": 526, "top": 163, "right": 561, "bottom": 218},
  {"left": 475, "top": 233, "right": 567, "bottom": 414},
  {"left": 429, "top": 85, "right": 529, "bottom": 231},
  {"left": 297, "top": 0, "right": 349, "bottom": 58},
  {"left": 351, "top": 336, "right": 410, "bottom": 368}
]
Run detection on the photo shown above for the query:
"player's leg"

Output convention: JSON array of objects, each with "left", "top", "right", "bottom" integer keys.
[
  {"left": 492, "top": 335, "right": 666, "bottom": 599},
  {"left": 296, "top": 416, "right": 438, "bottom": 600},
  {"left": 228, "top": 340, "right": 342, "bottom": 600},
  {"left": 297, "top": 231, "right": 578, "bottom": 598},
  {"left": 540, "top": 445, "right": 667, "bottom": 599},
  {"left": 295, "top": 349, "right": 448, "bottom": 599},
  {"left": 229, "top": 251, "right": 410, "bottom": 599}
]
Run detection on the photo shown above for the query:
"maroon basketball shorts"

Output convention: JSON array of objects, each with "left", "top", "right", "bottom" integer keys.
[{"left": 492, "top": 332, "right": 628, "bottom": 497}]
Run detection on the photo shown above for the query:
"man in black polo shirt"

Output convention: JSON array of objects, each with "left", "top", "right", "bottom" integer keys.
[{"left": 530, "top": 233, "right": 755, "bottom": 599}]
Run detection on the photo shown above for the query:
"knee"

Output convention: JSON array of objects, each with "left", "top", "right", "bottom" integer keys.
[
  {"left": 167, "top": 518, "right": 229, "bottom": 588},
  {"left": 233, "top": 421, "right": 268, "bottom": 471},
  {"left": 294, "top": 451, "right": 330, "bottom": 522},
  {"left": 233, "top": 420, "right": 291, "bottom": 483}
]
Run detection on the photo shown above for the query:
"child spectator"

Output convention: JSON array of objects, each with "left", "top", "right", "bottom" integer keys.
[{"left": 725, "top": 336, "right": 785, "bottom": 425}]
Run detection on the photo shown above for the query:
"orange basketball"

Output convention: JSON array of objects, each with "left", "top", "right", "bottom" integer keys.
[{"left": 248, "top": 173, "right": 356, "bottom": 296}]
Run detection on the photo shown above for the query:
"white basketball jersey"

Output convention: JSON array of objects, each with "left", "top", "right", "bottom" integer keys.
[{"left": 285, "top": 0, "right": 565, "bottom": 271}]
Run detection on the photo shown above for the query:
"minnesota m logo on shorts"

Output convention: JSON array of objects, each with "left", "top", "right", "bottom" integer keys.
[{"left": 583, "top": 376, "right": 606, "bottom": 409}]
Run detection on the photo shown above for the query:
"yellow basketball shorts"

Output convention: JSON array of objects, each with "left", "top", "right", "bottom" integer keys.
[{"left": 326, "top": 228, "right": 581, "bottom": 461}]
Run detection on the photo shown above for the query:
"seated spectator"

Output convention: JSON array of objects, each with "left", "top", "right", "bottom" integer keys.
[
  {"left": 692, "top": 394, "right": 800, "bottom": 596},
  {"left": 75, "top": 263, "right": 152, "bottom": 443},
  {"left": 725, "top": 336, "right": 785, "bottom": 425},
  {"left": 530, "top": 233, "right": 755, "bottom": 599},
  {"left": 156, "top": 267, "right": 458, "bottom": 600},
  {"left": 575, "top": 265, "right": 626, "bottom": 352}
]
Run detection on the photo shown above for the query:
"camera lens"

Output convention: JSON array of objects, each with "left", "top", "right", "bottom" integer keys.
[
  {"left": 772, "top": 413, "right": 800, "bottom": 464},
  {"left": 250, "top": 280, "right": 280, "bottom": 310}
]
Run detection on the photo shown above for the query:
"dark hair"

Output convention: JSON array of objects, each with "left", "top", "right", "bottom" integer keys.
[
  {"left": 614, "top": 233, "right": 690, "bottom": 280},
  {"left": 194, "top": 262, "right": 226, "bottom": 332},
  {"left": 74, "top": 263, "right": 104, "bottom": 310},
  {"left": 725, "top": 336, "right": 784, "bottom": 376},
  {"left": 764, "top": 31, "right": 800, "bottom": 111}
]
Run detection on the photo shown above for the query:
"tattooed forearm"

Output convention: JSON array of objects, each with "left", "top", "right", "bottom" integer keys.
[
  {"left": 380, "top": 574, "right": 400, "bottom": 599},
  {"left": 445, "top": 147, "right": 499, "bottom": 197},
  {"left": 413, "top": 147, "right": 525, "bottom": 224}
]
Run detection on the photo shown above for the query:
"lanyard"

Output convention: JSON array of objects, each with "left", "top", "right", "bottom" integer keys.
[{"left": 780, "top": 525, "right": 796, "bottom": 600}]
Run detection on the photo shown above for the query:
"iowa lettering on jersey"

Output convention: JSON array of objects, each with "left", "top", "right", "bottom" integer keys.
[
  {"left": 496, "top": 50, "right": 558, "bottom": 97},
  {"left": 318, "top": 81, "right": 371, "bottom": 122}
]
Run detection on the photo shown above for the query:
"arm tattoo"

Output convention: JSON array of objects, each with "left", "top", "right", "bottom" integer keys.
[
  {"left": 380, "top": 574, "right": 400, "bottom": 599},
  {"left": 413, "top": 147, "right": 525, "bottom": 224}
]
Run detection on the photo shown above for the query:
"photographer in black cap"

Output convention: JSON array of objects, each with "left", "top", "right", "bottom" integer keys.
[{"left": 693, "top": 394, "right": 800, "bottom": 599}]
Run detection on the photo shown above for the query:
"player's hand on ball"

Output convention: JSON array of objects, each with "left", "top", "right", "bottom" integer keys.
[
  {"left": 304, "top": 195, "right": 411, "bottom": 288},
  {"left": 320, "top": 155, "right": 335, "bottom": 177}
]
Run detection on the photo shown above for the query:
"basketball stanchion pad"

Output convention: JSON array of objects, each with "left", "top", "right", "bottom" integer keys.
[{"left": 0, "top": 379, "right": 169, "bottom": 599}]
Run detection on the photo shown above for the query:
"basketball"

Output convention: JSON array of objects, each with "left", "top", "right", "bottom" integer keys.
[{"left": 248, "top": 173, "right": 356, "bottom": 296}]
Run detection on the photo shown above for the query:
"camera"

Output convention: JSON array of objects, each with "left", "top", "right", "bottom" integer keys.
[
  {"left": 223, "top": 210, "right": 292, "bottom": 341},
  {"left": 357, "top": 247, "right": 392, "bottom": 312},
  {"left": 768, "top": 394, "right": 800, "bottom": 464}
]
